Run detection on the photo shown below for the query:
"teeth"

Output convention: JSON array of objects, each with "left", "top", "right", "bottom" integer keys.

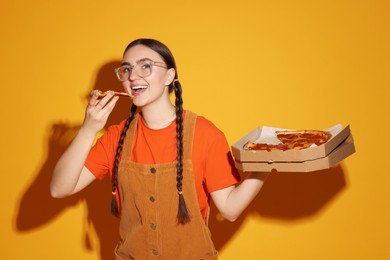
[{"left": 132, "top": 85, "right": 147, "bottom": 90}]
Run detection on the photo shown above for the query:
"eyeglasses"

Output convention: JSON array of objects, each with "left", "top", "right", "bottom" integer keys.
[{"left": 114, "top": 59, "right": 167, "bottom": 81}]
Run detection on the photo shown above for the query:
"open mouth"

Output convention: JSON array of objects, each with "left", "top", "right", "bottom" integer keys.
[{"left": 132, "top": 85, "right": 148, "bottom": 94}]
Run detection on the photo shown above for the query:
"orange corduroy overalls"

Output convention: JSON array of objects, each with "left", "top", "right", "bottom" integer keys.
[{"left": 115, "top": 111, "right": 218, "bottom": 259}]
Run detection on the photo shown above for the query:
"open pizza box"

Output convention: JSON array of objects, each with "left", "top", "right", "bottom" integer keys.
[{"left": 232, "top": 124, "right": 355, "bottom": 172}]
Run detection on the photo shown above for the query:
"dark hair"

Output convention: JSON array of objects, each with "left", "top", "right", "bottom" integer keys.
[{"left": 111, "top": 38, "right": 190, "bottom": 224}]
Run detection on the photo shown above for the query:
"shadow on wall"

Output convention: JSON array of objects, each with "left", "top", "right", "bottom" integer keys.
[
  {"left": 14, "top": 61, "right": 348, "bottom": 259},
  {"left": 15, "top": 60, "right": 130, "bottom": 260},
  {"left": 209, "top": 166, "right": 347, "bottom": 250}
]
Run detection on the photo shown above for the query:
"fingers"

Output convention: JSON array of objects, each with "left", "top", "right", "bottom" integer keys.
[
  {"left": 88, "top": 90, "right": 101, "bottom": 107},
  {"left": 88, "top": 90, "right": 116, "bottom": 110},
  {"left": 85, "top": 90, "right": 119, "bottom": 124},
  {"left": 81, "top": 90, "right": 121, "bottom": 134},
  {"left": 101, "top": 95, "right": 119, "bottom": 118}
]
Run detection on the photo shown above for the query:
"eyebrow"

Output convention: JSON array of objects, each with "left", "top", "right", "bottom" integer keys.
[{"left": 120, "top": 57, "right": 154, "bottom": 67}]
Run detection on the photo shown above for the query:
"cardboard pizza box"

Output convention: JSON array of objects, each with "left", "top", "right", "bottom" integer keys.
[
  {"left": 232, "top": 124, "right": 351, "bottom": 163},
  {"left": 235, "top": 134, "right": 355, "bottom": 172}
]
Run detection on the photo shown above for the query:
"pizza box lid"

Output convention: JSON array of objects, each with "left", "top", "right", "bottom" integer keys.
[
  {"left": 235, "top": 134, "right": 355, "bottom": 172},
  {"left": 232, "top": 124, "right": 351, "bottom": 163}
]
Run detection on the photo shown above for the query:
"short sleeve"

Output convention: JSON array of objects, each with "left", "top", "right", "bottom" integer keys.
[
  {"left": 193, "top": 117, "right": 241, "bottom": 193},
  {"left": 84, "top": 121, "right": 125, "bottom": 180}
]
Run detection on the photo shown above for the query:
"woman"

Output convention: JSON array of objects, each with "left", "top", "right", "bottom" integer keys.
[{"left": 50, "top": 38, "right": 268, "bottom": 259}]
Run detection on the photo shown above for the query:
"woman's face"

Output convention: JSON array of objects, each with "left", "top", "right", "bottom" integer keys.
[{"left": 121, "top": 44, "right": 175, "bottom": 108}]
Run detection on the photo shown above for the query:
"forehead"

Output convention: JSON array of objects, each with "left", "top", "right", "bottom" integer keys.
[{"left": 122, "top": 45, "right": 163, "bottom": 64}]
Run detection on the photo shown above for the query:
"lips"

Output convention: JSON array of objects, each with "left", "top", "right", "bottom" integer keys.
[{"left": 131, "top": 85, "right": 148, "bottom": 95}]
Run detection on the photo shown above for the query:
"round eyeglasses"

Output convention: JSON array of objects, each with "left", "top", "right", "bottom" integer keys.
[{"left": 114, "top": 59, "right": 167, "bottom": 81}]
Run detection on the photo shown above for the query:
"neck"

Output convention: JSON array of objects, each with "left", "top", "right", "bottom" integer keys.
[{"left": 141, "top": 102, "right": 176, "bottom": 129}]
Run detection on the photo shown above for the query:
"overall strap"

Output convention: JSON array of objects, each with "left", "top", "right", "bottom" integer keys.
[
  {"left": 183, "top": 110, "right": 197, "bottom": 161},
  {"left": 120, "top": 113, "right": 139, "bottom": 163}
]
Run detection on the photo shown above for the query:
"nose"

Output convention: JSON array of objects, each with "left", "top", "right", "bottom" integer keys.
[{"left": 128, "top": 68, "right": 140, "bottom": 81}]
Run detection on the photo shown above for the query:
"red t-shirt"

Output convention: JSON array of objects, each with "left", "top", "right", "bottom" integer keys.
[{"left": 85, "top": 111, "right": 241, "bottom": 220}]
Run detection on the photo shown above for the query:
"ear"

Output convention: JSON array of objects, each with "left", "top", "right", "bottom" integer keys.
[{"left": 164, "top": 68, "right": 176, "bottom": 86}]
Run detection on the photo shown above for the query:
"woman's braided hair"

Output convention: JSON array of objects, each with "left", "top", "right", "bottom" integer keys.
[{"left": 111, "top": 38, "right": 190, "bottom": 224}]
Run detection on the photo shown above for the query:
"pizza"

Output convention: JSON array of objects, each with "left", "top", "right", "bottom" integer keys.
[
  {"left": 243, "top": 142, "right": 289, "bottom": 151},
  {"left": 243, "top": 129, "right": 332, "bottom": 151},
  {"left": 98, "top": 90, "right": 133, "bottom": 98},
  {"left": 275, "top": 130, "right": 332, "bottom": 150}
]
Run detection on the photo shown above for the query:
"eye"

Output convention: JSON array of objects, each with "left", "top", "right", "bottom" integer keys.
[
  {"left": 140, "top": 62, "right": 152, "bottom": 70},
  {"left": 121, "top": 66, "right": 131, "bottom": 73}
]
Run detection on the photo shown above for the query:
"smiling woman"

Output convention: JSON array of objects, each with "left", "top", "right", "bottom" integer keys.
[
  {"left": 4, "top": 0, "right": 390, "bottom": 259},
  {"left": 49, "top": 38, "right": 269, "bottom": 259}
]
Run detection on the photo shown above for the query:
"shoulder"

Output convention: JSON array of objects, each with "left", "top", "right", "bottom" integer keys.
[
  {"left": 193, "top": 113, "right": 224, "bottom": 137},
  {"left": 189, "top": 112, "right": 227, "bottom": 148},
  {"left": 97, "top": 118, "right": 130, "bottom": 146},
  {"left": 105, "top": 119, "right": 127, "bottom": 136}
]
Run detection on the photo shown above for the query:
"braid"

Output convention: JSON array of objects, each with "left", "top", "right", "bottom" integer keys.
[
  {"left": 111, "top": 104, "right": 137, "bottom": 217},
  {"left": 173, "top": 80, "right": 191, "bottom": 224}
]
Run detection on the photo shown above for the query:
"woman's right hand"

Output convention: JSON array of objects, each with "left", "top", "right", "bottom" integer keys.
[
  {"left": 82, "top": 90, "right": 119, "bottom": 135},
  {"left": 50, "top": 89, "right": 119, "bottom": 198}
]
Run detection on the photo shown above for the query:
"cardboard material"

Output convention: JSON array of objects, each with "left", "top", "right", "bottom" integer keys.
[
  {"left": 235, "top": 134, "right": 355, "bottom": 172},
  {"left": 232, "top": 124, "right": 351, "bottom": 163},
  {"left": 232, "top": 124, "right": 356, "bottom": 172}
]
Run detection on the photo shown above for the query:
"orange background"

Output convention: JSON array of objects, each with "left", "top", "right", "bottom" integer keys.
[{"left": 1, "top": 0, "right": 389, "bottom": 259}]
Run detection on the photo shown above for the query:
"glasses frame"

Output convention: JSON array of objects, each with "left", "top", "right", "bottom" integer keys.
[{"left": 114, "top": 59, "right": 168, "bottom": 82}]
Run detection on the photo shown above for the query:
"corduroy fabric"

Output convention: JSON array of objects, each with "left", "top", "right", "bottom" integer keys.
[{"left": 115, "top": 111, "right": 218, "bottom": 260}]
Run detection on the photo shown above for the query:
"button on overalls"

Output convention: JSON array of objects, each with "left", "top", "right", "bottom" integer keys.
[{"left": 115, "top": 111, "right": 218, "bottom": 259}]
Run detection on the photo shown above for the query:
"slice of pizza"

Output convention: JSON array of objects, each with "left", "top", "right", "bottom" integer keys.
[
  {"left": 243, "top": 141, "right": 289, "bottom": 151},
  {"left": 275, "top": 130, "right": 332, "bottom": 150}
]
